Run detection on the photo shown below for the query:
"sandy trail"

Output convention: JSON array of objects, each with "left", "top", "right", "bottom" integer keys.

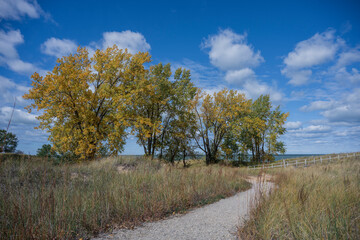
[{"left": 93, "top": 175, "right": 272, "bottom": 240}]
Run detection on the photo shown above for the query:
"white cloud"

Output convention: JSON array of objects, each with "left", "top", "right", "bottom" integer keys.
[
  {"left": 284, "top": 30, "right": 340, "bottom": 69},
  {"left": 224, "top": 68, "right": 255, "bottom": 85},
  {"left": 335, "top": 48, "right": 360, "bottom": 68},
  {"left": 281, "top": 68, "right": 312, "bottom": 86},
  {"left": 300, "top": 100, "right": 334, "bottom": 112},
  {"left": 0, "top": 0, "right": 43, "bottom": 20},
  {"left": 7, "top": 59, "right": 37, "bottom": 74},
  {"left": 242, "top": 80, "right": 284, "bottom": 104},
  {"left": 0, "top": 29, "right": 23, "bottom": 58},
  {"left": 41, "top": 37, "right": 78, "bottom": 58},
  {"left": 202, "top": 29, "right": 264, "bottom": 71},
  {"left": 282, "top": 29, "right": 343, "bottom": 85},
  {"left": 334, "top": 67, "right": 360, "bottom": 83},
  {"left": 303, "top": 125, "right": 331, "bottom": 133},
  {"left": 100, "top": 31, "right": 150, "bottom": 54},
  {"left": 284, "top": 121, "right": 302, "bottom": 129},
  {"left": 0, "top": 76, "right": 30, "bottom": 105},
  {"left": 201, "top": 29, "right": 283, "bottom": 103},
  {"left": 319, "top": 89, "right": 360, "bottom": 123},
  {"left": 0, "top": 29, "right": 42, "bottom": 74},
  {"left": 0, "top": 106, "right": 38, "bottom": 125},
  {"left": 322, "top": 105, "right": 360, "bottom": 123}
]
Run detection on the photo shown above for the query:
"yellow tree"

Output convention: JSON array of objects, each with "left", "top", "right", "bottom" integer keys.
[
  {"left": 193, "top": 89, "right": 250, "bottom": 165},
  {"left": 238, "top": 95, "right": 288, "bottom": 163},
  {"left": 128, "top": 63, "right": 172, "bottom": 158},
  {"left": 24, "top": 46, "right": 151, "bottom": 160}
]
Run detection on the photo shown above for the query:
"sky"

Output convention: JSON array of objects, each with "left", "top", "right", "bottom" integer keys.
[{"left": 0, "top": 0, "right": 359, "bottom": 155}]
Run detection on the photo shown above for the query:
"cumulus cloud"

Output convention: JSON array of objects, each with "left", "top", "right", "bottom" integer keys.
[
  {"left": 333, "top": 67, "right": 360, "bottom": 83},
  {"left": 0, "top": 107, "right": 38, "bottom": 125},
  {"left": 0, "top": 29, "right": 23, "bottom": 58},
  {"left": 41, "top": 38, "right": 78, "bottom": 58},
  {"left": 282, "top": 29, "right": 343, "bottom": 85},
  {"left": 0, "top": 75, "right": 30, "bottom": 105},
  {"left": 242, "top": 80, "right": 284, "bottom": 104},
  {"left": 322, "top": 105, "right": 360, "bottom": 123},
  {"left": 317, "top": 89, "right": 360, "bottom": 123},
  {"left": 224, "top": 68, "right": 255, "bottom": 85},
  {"left": 284, "top": 121, "right": 302, "bottom": 129},
  {"left": 0, "top": 29, "right": 41, "bottom": 74},
  {"left": 281, "top": 68, "right": 312, "bottom": 86},
  {"left": 90, "top": 30, "right": 151, "bottom": 54},
  {"left": 334, "top": 48, "right": 360, "bottom": 69},
  {"left": 0, "top": 0, "right": 44, "bottom": 20},
  {"left": 300, "top": 100, "right": 334, "bottom": 111},
  {"left": 202, "top": 29, "right": 264, "bottom": 71},
  {"left": 201, "top": 29, "right": 283, "bottom": 102}
]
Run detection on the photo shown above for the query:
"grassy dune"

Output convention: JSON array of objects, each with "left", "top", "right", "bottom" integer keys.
[
  {"left": 0, "top": 155, "right": 250, "bottom": 239},
  {"left": 238, "top": 155, "right": 360, "bottom": 239}
]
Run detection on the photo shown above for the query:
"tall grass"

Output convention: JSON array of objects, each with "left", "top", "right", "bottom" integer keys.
[
  {"left": 0, "top": 155, "right": 250, "bottom": 239},
  {"left": 238, "top": 155, "right": 360, "bottom": 239}
]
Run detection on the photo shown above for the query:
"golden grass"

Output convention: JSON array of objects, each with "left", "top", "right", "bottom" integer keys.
[
  {"left": 238, "top": 155, "right": 360, "bottom": 239},
  {"left": 0, "top": 155, "right": 250, "bottom": 239}
]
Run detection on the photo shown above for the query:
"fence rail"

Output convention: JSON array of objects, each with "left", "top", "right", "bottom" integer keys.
[{"left": 248, "top": 152, "right": 359, "bottom": 170}]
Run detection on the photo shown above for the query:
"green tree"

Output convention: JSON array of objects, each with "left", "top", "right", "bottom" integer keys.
[
  {"left": 239, "top": 95, "right": 288, "bottom": 163},
  {"left": 36, "top": 144, "right": 58, "bottom": 158},
  {"left": 130, "top": 64, "right": 198, "bottom": 161},
  {"left": 0, "top": 129, "right": 18, "bottom": 153},
  {"left": 129, "top": 63, "right": 172, "bottom": 158}
]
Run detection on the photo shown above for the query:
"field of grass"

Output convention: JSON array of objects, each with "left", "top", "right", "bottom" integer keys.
[
  {"left": 0, "top": 155, "right": 250, "bottom": 239},
  {"left": 238, "top": 154, "right": 360, "bottom": 239}
]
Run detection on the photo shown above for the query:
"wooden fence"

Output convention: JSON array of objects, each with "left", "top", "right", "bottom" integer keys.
[{"left": 248, "top": 152, "right": 359, "bottom": 170}]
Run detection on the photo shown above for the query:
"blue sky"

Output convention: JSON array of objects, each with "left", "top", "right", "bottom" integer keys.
[{"left": 0, "top": 0, "right": 359, "bottom": 154}]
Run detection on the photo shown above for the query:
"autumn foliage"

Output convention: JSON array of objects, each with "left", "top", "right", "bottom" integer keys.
[{"left": 24, "top": 46, "right": 288, "bottom": 162}]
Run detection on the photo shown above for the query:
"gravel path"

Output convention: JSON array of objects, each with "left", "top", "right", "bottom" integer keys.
[{"left": 93, "top": 180, "right": 271, "bottom": 240}]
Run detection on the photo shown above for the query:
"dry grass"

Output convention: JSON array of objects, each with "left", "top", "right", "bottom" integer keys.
[
  {"left": 0, "top": 155, "right": 250, "bottom": 239},
  {"left": 238, "top": 155, "right": 360, "bottom": 239}
]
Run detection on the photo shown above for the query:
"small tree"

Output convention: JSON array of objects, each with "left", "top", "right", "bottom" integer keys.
[
  {"left": 0, "top": 129, "right": 18, "bottom": 153},
  {"left": 36, "top": 144, "right": 58, "bottom": 158}
]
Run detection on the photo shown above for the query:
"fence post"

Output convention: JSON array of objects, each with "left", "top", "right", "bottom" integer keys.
[
  {"left": 272, "top": 163, "right": 274, "bottom": 168},
  {"left": 305, "top": 159, "right": 307, "bottom": 167},
  {"left": 338, "top": 154, "right": 340, "bottom": 161},
  {"left": 283, "top": 160, "right": 285, "bottom": 168}
]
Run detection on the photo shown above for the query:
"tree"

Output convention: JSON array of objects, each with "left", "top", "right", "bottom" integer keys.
[
  {"left": 238, "top": 95, "right": 288, "bottom": 163},
  {"left": 36, "top": 144, "right": 58, "bottom": 158},
  {"left": 193, "top": 89, "right": 250, "bottom": 165},
  {"left": 0, "top": 129, "right": 18, "bottom": 153},
  {"left": 129, "top": 63, "right": 172, "bottom": 158},
  {"left": 24, "top": 46, "right": 151, "bottom": 160},
  {"left": 129, "top": 64, "right": 198, "bottom": 161},
  {"left": 159, "top": 68, "right": 197, "bottom": 166}
]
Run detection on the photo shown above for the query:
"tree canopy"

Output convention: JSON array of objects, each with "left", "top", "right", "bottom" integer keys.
[
  {"left": 0, "top": 129, "right": 18, "bottom": 153},
  {"left": 24, "top": 46, "right": 288, "bottom": 163}
]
